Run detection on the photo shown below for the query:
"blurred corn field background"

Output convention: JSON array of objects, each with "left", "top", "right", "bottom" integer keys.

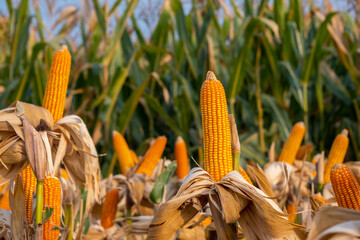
[{"left": 1, "top": 0, "right": 360, "bottom": 175}]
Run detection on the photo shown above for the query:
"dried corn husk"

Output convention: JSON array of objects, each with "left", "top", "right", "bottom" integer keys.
[{"left": 147, "top": 168, "right": 306, "bottom": 240}]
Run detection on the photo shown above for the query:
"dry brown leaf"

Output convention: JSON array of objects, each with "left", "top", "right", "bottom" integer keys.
[
  {"left": 307, "top": 206, "right": 360, "bottom": 240},
  {"left": 11, "top": 175, "right": 27, "bottom": 240}
]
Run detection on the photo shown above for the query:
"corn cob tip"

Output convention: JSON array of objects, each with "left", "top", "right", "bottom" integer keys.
[
  {"left": 206, "top": 71, "right": 217, "bottom": 81},
  {"left": 341, "top": 129, "right": 348, "bottom": 137},
  {"left": 59, "top": 44, "right": 68, "bottom": 51},
  {"left": 176, "top": 136, "right": 184, "bottom": 144},
  {"left": 113, "top": 130, "right": 119, "bottom": 137},
  {"left": 295, "top": 121, "right": 305, "bottom": 128}
]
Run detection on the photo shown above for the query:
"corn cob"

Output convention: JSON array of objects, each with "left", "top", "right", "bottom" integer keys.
[
  {"left": 43, "top": 176, "right": 62, "bottom": 240},
  {"left": 200, "top": 71, "right": 232, "bottom": 182},
  {"left": 239, "top": 167, "right": 253, "bottom": 185},
  {"left": 175, "top": 136, "right": 189, "bottom": 179},
  {"left": 136, "top": 136, "right": 167, "bottom": 176},
  {"left": 113, "top": 130, "right": 134, "bottom": 175},
  {"left": 324, "top": 129, "right": 349, "bottom": 184},
  {"left": 286, "top": 202, "right": 296, "bottom": 222},
  {"left": 0, "top": 184, "right": 10, "bottom": 211},
  {"left": 101, "top": 189, "right": 119, "bottom": 229},
  {"left": 42, "top": 45, "right": 71, "bottom": 123},
  {"left": 314, "top": 195, "right": 325, "bottom": 204},
  {"left": 19, "top": 164, "right": 37, "bottom": 225},
  {"left": 278, "top": 122, "right": 305, "bottom": 164},
  {"left": 295, "top": 143, "right": 313, "bottom": 160},
  {"left": 61, "top": 168, "right": 69, "bottom": 180},
  {"left": 130, "top": 150, "right": 139, "bottom": 164},
  {"left": 331, "top": 164, "right": 360, "bottom": 210}
]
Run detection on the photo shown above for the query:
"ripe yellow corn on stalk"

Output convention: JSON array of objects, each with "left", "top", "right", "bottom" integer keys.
[
  {"left": 18, "top": 164, "right": 37, "bottom": 225},
  {"left": 136, "top": 136, "right": 167, "bottom": 176},
  {"left": 101, "top": 188, "right": 119, "bottom": 229},
  {"left": 130, "top": 150, "right": 139, "bottom": 164},
  {"left": 113, "top": 130, "right": 134, "bottom": 174},
  {"left": 0, "top": 184, "right": 10, "bottom": 211},
  {"left": 61, "top": 168, "right": 69, "bottom": 180},
  {"left": 239, "top": 167, "right": 253, "bottom": 185},
  {"left": 43, "top": 176, "right": 61, "bottom": 240},
  {"left": 331, "top": 164, "right": 360, "bottom": 210},
  {"left": 175, "top": 136, "right": 189, "bottom": 179},
  {"left": 42, "top": 45, "right": 71, "bottom": 123},
  {"left": 295, "top": 143, "right": 313, "bottom": 160},
  {"left": 324, "top": 129, "right": 349, "bottom": 184},
  {"left": 278, "top": 122, "right": 305, "bottom": 164},
  {"left": 314, "top": 195, "right": 325, "bottom": 204},
  {"left": 200, "top": 71, "right": 232, "bottom": 182},
  {"left": 286, "top": 203, "right": 296, "bottom": 222}
]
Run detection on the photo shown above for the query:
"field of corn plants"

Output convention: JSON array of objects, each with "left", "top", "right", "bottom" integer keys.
[{"left": 0, "top": 0, "right": 360, "bottom": 239}]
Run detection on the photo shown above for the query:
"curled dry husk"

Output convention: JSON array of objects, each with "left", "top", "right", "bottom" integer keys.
[
  {"left": 0, "top": 102, "right": 101, "bottom": 227},
  {"left": 147, "top": 167, "right": 306, "bottom": 240},
  {"left": 307, "top": 206, "right": 360, "bottom": 240}
]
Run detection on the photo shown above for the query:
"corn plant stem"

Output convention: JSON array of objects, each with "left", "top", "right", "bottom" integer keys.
[
  {"left": 36, "top": 180, "right": 44, "bottom": 224},
  {"left": 303, "top": 83, "right": 309, "bottom": 143},
  {"left": 232, "top": 151, "right": 240, "bottom": 172},
  {"left": 64, "top": 203, "right": 73, "bottom": 240},
  {"left": 255, "top": 40, "right": 265, "bottom": 153}
]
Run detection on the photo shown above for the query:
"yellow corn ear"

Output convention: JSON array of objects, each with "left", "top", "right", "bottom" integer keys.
[
  {"left": 331, "top": 164, "right": 360, "bottom": 210},
  {"left": 136, "top": 136, "right": 167, "bottom": 176},
  {"left": 18, "top": 165, "right": 37, "bottom": 225},
  {"left": 200, "top": 71, "right": 232, "bottom": 182},
  {"left": 286, "top": 203, "right": 296, "bottom": 222},
  {"left": 324, "top": 129, "right": 349, "bottom": 184},
  {"left": 60, "top": 168, "right": 69, "bottom": 180},
  {"left": 314, "top": 194, "right": 325, "bottom": 204},
  {"left": 43, "top": 176, "right": 61, "bottom": 240},
  {"left": 42, "top": 45, "right": 71, "bottom": 123},
  {"left": 278, "top": 122, "right": 305, "bottom": 164},
  {"left": 175, "top": 136, "right": 189, "bottom": 179},
  {"left": 130, "top": 150, "right": 139, "bottom": 164},
  {"left": 113, "top": 130, "right": 134, "bottom": 174},
  {"left": 239, "top": 167, "right": 253, "bottom": 185},
  {"left": 0, "top": 183, "right": 10, "bottom": 211},
  {"left": 295, "top": 143, "right": 313, "bottom": 160},
  {"left": 101, "top": 189, "right": 119, "bottom": 229}
]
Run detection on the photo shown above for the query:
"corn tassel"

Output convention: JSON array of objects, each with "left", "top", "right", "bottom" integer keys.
[
  {"left": 331, "top": 164, "right": 360, "bottom": 210},
  {"left": 113, "top": 130, "right": 134, "bottom": 174},
  {"left": 200, "top": 71, "right": 232, "bottom": 182},
  {"left": 278, "top": 122, "right": 305, "bottom": 164},
  {"left": 324, "top": 129, "right": 349, "bottom": 184},
  {"left": 136, "top": 136, "right": 167, "bottom": 176},
  {"left": 130, "top": 150, "right": 139, "bottom": 164},
  {"left": 101, "top": 189, "right": 119, "bottom": 229},
  {"left": 175, "top": 136, "right": 189, "bottom": 179},
  {"left": 43, "top": 176, "right": 62, "bottom": 240},
  {"left": 42, "top": 45, "right": 71, "bottom": 123}
]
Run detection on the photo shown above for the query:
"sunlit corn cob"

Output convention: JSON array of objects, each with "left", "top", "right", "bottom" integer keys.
[
  {"left": 239, "top": 167, "right": 253, "bottom": 185},
  {"left": 19, "top": 164, "right": 37, "bottom": 225},
  {"left": 61, "top": 168, "right": 69, "bottom": 180},
  {"left": 101, "top": 189, "right": 119, "bottom": 229},
  {"left": 175, "top": 136, "right": 189, "bottom": 179},
  {"left": 130, "top": 150, "right": 139, "bottom": 164},
  {"left": 43, "top": 176, "right": 62, "bottom": 240},
  {"left": 286, "top": 202, "right": 296, "bottom": 222},
  {"left": 0, "top": 184, "right": 10, "bottom": 211},
  {"left": 295, "top": 143, "right": 313, "bottom": 160},
  {"left": 278, "top": 122, "right": 305, "bottom": 164},
  {"left": 314, "top": 195, "right": 325, "bottom": 204},
  {"left": 42, "top": 45, "right": 71, "bottom": 123},
  {"left": 136, "top": 136, "right": 167, "bottom": 176},
  {"left": 331, "top": 164, "right": 360, "bottom": 210},
  {"left": 200, "top": 71, "right": 232, "bottom": 182},
  {"left": 324, "top": 129, "right": 349, "bottom": 184},
  {"left": 113, "top": 130, "right": 134, "bottom": 175}
]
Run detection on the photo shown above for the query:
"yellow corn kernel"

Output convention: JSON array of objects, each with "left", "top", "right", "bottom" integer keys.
[
  {"left": 18, "top": 165, "right": 37, "bottom": 225},
  {"left": 0, "top": 183, "right": 10, "bottom": 211},
  {"left": 239, "top": 167, "right": 253, "bottom": 185},
  {"left": 130, "top": 150, "right": 139, "bottom": 164},
  {"left": 113, "top": 130, "right": 134, "bottom": 175},
  {"left": 101, "top": 189, "right": 119, "bottom": 229},
  {"left": 278, "top": 122, "right": 305, "bottom": 164},
  {"left": 200, "top": 71, "right": 232, "bottom": 182},
  {"left": 314, "top": 194, "right": 325, "bottom": 204},
  {"left": 42, "top": 45, "right": 71, "bottom": 123},
  {"left": 175, "top": 136, "right": 189, "bottom": 179},
  {"left": 43, "top": 176, "right": 61, "bottom": 240},
  {"left": 136, "top": 136, "right": 167, "bottom": 176},
  {"left": 331, "top": 164, "right": 360, "bottom": 210},
  {"left": 324, "top": 129, "right": 349, "bottom": 184},
  {"left": 286, "top": 202, "right": 296, "bottom": 222}
]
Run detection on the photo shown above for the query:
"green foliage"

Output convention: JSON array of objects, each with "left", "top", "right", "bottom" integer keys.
[{"left": 1, "top": 0, "right": 360, "bottom": 169}]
